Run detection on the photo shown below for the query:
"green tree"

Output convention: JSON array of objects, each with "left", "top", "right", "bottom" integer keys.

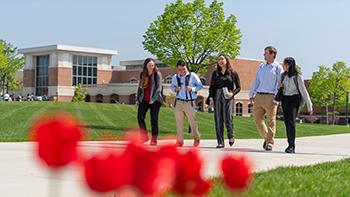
[
  {"left": 143, "top": 0, "right": 241, "bottom": 73},
  {"left": 309, "top": 62, "right": 350, "bottom": 124},
  {"left": 0, "top": 39, "right": 24, "bottom": 94},
  {"left": 72, "top": 84, "right": 88, "bottom": 102}
]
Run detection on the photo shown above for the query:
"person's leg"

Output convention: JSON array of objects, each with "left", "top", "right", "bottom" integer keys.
[
  {"left": 264, "top": 95, "right": 278, "bottom": 145},
  {"left": 149, "top": 101, "right": 162, "bottom": 145},
  {"left": 184, "top": 101, "right": 200, "bottom": 140},
  {"left": 287, "top": 96, "right": 300, "bottom": 148},
  {"left": 253, "top": 94, "right": 268, "bottom": 141},
  {"left": 282, "top": 97, "right": 291, "bottom": 145},
  {"left": 225, "top": 98, "right": 234, "bottom": 140},
  {"left": 150, "top": 101, "right": 162, "bottom": 137},
  {"left": 137, "top": 101, "right": 150, "bottom": 141},
  {"left": 174, "top": 101, "right": 185, "bottom": 144},
  {"left": 214, "top": 91, "right": 225, "bottom": 146}
]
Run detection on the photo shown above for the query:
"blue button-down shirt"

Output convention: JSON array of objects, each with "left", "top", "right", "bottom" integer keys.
[
  {"left": 171, "top": 72, "right": 203, "bottom": 100},
  {"left": 249, "top": 61, "right": 283, "bottom": 98}
]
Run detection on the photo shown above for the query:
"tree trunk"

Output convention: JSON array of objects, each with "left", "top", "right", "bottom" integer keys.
[
  {"left": 333, "top": 93, "right": 336, "bottom": 125},
  {"left": 326, "top": 103, "right": 329, "bottom": 125}
]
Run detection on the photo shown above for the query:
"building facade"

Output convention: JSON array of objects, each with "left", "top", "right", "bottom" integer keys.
[{"left": 19, "top": 44, "right": 263, "bottom": 116}]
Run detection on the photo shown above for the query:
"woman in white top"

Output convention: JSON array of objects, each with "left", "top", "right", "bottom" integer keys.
[{"left": 278, "top": 57, "right": 313, "bottom": 153}]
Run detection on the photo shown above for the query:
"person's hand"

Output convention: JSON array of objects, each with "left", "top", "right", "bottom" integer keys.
[
  {"left": 272, "top": 99, "right": 279, "bottom": 106},
  {"left": 209, "top": 98, "right": 214, "bottom": 105},
  {"left": 185, "top": 86, "right": 192, "bottom": 91},
  {"left": 176, "top": 86, "right": 182, "bottom": 91},
  {"left": 226, "top": 92, "right": 234, "bottom": 99},
  {"left": 309, "top": 110, "right": 313, "bottom": 115},
  {"left": 149, "top": 100, "right": 154, "bottom": 104},
  {"left": 249, "top": 97, "right": 255, "bottom": 104}
]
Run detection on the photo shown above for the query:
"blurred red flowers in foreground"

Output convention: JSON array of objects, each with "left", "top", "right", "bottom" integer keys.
[
  {"left": 30, "top": 111, "right": 253, "bottom": 196},
  {"left": 221, "top": 155, "right": 253, "bottom": 192},
  {"left": 30, "top": 111, "right": 83, "bottom": 168}
]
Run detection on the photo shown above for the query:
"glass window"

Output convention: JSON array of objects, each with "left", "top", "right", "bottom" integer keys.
[
  {"left": 72, "top": 55, "right": 98, "bottom": 86},
  {"left": 35, "top": 55, "right": 49, "bottom": 96},
  {"left": 236, "top": 103, "right": 243, "bottom": 116}
]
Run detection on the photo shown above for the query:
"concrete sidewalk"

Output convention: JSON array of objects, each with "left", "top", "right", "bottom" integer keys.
[{"left": 0, "top": 134, "right": 349, "bottom": 196}]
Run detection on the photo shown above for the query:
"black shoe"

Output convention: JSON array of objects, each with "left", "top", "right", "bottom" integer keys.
[
  {"left": 265, "top": 143, "right": 273, "bottom": 151},
  {"left": 263, "top": 141, "right": 267, "bottom": 149},
  {"left": 285, "top": 146, "right": 295, "bottom": 153},
  {"left": 229, "top": 138, "right": 235, "bottom": 147},
  {"left": 216, "top": 144, "right": 225, "bottom": 148}
]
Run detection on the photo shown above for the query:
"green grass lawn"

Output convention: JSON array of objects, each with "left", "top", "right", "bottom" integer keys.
[
  {"left": 0, "top": 102, "right": 349, "bottom": 141},
  {"left": 208, "top": 158, "right": 350, "bottom": 197}
]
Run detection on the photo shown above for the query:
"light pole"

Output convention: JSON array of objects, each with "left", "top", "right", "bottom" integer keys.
[{"left": 346, "top": 92, "right": 349, "bottom": 126}]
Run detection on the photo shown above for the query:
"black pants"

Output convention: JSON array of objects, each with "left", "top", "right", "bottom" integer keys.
[
  {"left": 214, "top": 89, "right": 234, "bottom": 145},
  {"left": 137, "top": 100, "right": 162, "bottom": 137},
  {"left": 282, "top": 95, "right": 301, "bottom": 148}
]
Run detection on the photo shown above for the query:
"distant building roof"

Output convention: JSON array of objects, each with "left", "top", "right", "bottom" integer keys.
[{"left": 18, "top": 44, "right": 118, "bottom": 55}]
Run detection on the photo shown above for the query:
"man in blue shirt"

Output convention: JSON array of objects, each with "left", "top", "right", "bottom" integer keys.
[
  {"left": 249, "top": 46, "right": 283, "bottom": 151},
  {"left": 171, "top": 60, "right": 203, "bottom": 147}
]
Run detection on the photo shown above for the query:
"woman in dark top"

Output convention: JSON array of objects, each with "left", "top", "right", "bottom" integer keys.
[
  {"left": 136, "top": 58, "right": 163, "bottom": 145},
  {"left": 208, "top": 55, "right": 241, "bottom": 148}
]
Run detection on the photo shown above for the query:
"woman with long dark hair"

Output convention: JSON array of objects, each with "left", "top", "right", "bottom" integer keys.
[
  {"left": 278, "top": 57, "right": 313, "bottom": 153},
  {"left": 208, "top": 55, "right": 241, "bottom": 148},
  {"left": 136, "top": 58, "right": 163, "bottom": 145}
]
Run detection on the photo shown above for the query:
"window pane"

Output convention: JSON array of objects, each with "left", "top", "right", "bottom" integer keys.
[
  {"left": 78, "top": 56, "right": 82, "bottom": 65},
  {"left": 92, "top": 78, "right": 96, "bottom": 84},
  {"left": 83, "top": 56, "right": 87, "bottom": 66},
  {"left": 93, "top": 68, "right": 97, "bottom": 76},
  {"left": 83, "top": 67, "right": 87, "bottom": 76},
  {"left": 88, "top": 56, "right": 92, "bottom": 66},
  {"left": 88, "top": 67, "right": 92, "bottom": 76},
  {"left": 78, "top": 66, "right": 82, "bottom": 75},
  {"left": 73, "top": 55, "right": 77, "bottom": 64},
  {"left": 73, "top": 66, "right": 77, "bottom": 75},
  {"left": 93, "top": 57, "right": 97, "bottom": 67},
  {"left": 88, "top": 78, "right": 91, "bottom": 84}
]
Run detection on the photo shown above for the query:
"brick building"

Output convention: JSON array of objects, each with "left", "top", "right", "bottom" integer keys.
[{"left": 19, "top": 44, "right": 263, "bottom": 116}]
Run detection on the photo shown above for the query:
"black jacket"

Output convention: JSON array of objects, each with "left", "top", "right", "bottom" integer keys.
[{"left": 208, "top": 70, "right": 241, "bottom": 99}]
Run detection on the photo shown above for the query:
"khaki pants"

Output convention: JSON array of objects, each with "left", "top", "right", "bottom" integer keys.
[
  {"left": 253, "top": 94, "right": 278, "bottom": 144},
  {"left": 174, "top": 101, "right": 200, "bottom": 143}
]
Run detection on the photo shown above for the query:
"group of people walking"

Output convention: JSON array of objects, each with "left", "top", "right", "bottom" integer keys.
[{"left": 136, "top": 46, "right": 313, "bottom": 153}]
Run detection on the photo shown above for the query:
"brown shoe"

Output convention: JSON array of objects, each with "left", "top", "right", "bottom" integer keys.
[
  {"left": 150, "top": 136, "right": 157, "bottom": 146},
  {"left": 193, "top": 138, "right": 200, "bottom": 147},
  {"left": 175, "top": 141, "right": 184, "bottom": 147}
]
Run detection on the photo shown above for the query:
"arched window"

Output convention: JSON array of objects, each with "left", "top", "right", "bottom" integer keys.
[
  {"left": 110, "top": 94, "right": 119, "bottom": 103},
  {"left": 236, "top": 102, "right": 243, "bottom": 116},
  {"left": 200, "top": 77, "right": 207, "bottom": 85},
  {"left": 248, "top": 103, "right": 253, "bottom": 114},
  {"left": 96, "top": 94, "right": 103, "bottom": 103},
  {"left": 165, "top": 76, "right": 172, "bottom": 84}
]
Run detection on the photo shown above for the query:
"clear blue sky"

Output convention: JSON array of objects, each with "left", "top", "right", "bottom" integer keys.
[{"left": 1, "top": 0, "right": 349, "bottom": 78}]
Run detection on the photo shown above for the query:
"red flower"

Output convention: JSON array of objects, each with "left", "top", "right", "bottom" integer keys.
[
  {"left": 83, "top": 151, "right": 134, "bottom": 193},
  {"left": 173, "top": 149, "right": 211, "bottom": 196},
  {"left": 31, "top": 112, "right": 83, "bottom": 168},
  {"left": 124, "top": 143, "right": 177, "bottom": 196},
  {"left": 220, "top": 155, "right": 252, "bottom": 192}
]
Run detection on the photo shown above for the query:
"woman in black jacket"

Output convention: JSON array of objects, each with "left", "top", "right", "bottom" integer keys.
[
  {"left": 136, "top": 58, "right": 163, "bottom": 145},
  {"left": 208, "top": 55, "right": 241, "bottom": 148}
]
